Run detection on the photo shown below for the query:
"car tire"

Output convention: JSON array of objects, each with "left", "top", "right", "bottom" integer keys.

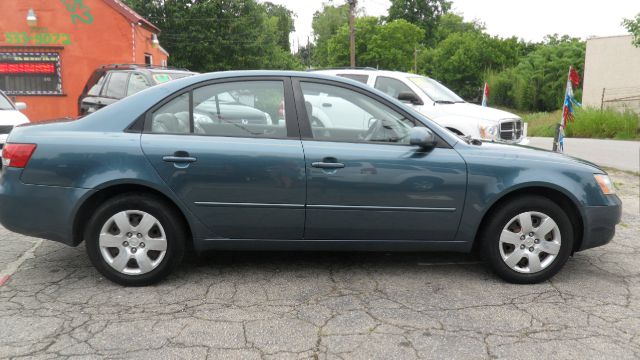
[
  {"left": 481, "top": 195, "right": 574, "bottom": 284},
  {"left": 85, "top": 193, "right": 186, "bottom": 286}
]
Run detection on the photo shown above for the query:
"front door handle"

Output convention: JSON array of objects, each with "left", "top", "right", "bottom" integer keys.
[{"left": 312, "top": 162, "right": 345, "bottom": 169}]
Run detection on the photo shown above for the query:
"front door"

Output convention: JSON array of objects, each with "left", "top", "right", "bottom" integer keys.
[
  {"left": 296, "top": 79, "right": 467, "bottom": 241},
  {"left": 141, "top": 78, "right": 306, "bottom": 240}
]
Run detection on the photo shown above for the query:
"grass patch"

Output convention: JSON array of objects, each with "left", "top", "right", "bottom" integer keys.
[{"left": 519, "top": 107, "right": 640, "bottom": 139}]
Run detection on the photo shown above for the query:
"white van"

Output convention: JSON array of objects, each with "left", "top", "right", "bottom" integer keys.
[{"left": 314, "top": 69, "right": 527, "bottom": 144}]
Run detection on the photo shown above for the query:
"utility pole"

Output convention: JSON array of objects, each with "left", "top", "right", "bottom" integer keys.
[
  {"left": 413, "top": 46, "right": 418, "bottom": 73},
  {"left": 348, "top": 0, "right": 357, "bottom": 68}
]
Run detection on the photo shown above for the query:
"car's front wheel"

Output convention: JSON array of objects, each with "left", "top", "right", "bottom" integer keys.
[
  {"left": 85, "top": 194, "right": 186, "bottom": 286},
  {"left": 481, "top": 195, "right": 574, "bottom": 284}
]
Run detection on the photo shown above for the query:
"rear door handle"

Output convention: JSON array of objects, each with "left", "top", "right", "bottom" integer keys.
[
  {"left": 163, "top": 151, "right": 197, "bottom": 163},
  {"left": 163, "top": 156, "right": 197, "bottom": 163},
  {"left": 312, "top": 162, "right": 345, "bottom": 169}
]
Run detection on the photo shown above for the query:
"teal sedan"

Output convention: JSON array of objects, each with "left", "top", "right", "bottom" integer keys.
[{"left": 0, "top": 71, "right": 621, "bottom": 286}]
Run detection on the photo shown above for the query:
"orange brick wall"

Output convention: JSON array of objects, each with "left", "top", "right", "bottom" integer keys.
[{"left": 0, "top": 0, "right": 168, "bottom": 121}]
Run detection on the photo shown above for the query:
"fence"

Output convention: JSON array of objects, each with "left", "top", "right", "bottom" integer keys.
[{"left": 600, "top": 86, "right": 640, "bottom": 113}]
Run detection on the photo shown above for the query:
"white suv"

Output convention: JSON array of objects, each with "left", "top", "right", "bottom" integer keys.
[{"left": 314, "top": 69, "right": 527, "bottom": 144}]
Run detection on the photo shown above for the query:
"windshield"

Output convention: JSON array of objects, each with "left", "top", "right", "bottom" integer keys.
[
  {"left": 408, "top": 76, "right": 464, "bottom": 103},
  {"left": 152, "top": 72, "right": 195, "bottom": 84},
  {"left": 0, "top": 93, "right": 14, "bottom": 110}
]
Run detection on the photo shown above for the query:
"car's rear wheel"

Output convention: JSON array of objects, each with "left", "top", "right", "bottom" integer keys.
[
  {"left": 481, "top": 195, "right": 574, "bottom": 284},
  {"left": 85, "top": 194, "right": 185, "bottom": 286}
]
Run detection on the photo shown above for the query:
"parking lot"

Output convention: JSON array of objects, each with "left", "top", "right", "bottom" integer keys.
[{"left": 0, "top": 169, "right": 638, "bottom": 359}]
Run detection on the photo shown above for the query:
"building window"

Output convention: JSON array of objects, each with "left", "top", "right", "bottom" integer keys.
[
  {"left": 144, "top": 53, "right": 152, "bottom": 66},
  {"left": 0, "top": 52, "right": 62, "bottom": 95}
]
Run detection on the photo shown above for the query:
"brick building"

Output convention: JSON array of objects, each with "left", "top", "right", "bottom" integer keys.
[{"left": 0, "top": 0, "right": 168, "bottom": 121}]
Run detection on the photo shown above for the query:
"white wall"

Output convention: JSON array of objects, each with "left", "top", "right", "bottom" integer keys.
[{"left": 582, "top": 35, "right": 640, "bottom": 113}]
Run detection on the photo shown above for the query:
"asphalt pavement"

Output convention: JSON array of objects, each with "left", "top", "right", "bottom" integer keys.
[
  {"left": 0, "top": 169, "right": 639, "bottom": 359},
  {"left": 527, "top": 137, "right": 640, "bottom": 173}
]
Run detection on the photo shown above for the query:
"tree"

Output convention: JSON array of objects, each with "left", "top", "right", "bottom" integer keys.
[
  {"left": 367, "top": 20, "right": 425, "bottom": 71},
  {"left": 418, "top": 32, "right": 522, "bottom": 100},
  {"left": 487, "top": 36, "right": 586, "bottom": 111},
  {"left": 264, "top": 2, "right": 296, "bottom": 52},
  {"left": 433, "top": 13, "right": 484, "bottom": 44},
  {"left": 386, "top": 0, "right": 451, "bottom": 46},
  {"left": 325, "top": 16, "right": 379, "bottom": 67},
  {"left": 311, "top": 3, "right": 350, "bottom": 66},
  {"left": 623, "top": 13, "right": 640, "bottom": 47},
  {"left": 322, "top": 18, "right": 423, "bottom": 71},
  {"left": 122, "top": 0, "right": 302, "bottom": 72}
]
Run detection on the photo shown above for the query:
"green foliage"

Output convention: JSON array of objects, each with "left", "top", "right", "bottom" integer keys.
[
  {"left": 368, "top": 20, "right": 425, "bottom": 71},
  {"left": 418, "top": 32, "right": 522, "bottom": 100},
  {"left": 623, "top": 13, "right": 640, "bottom": 47},
  {"left": 523, "top": 108, "right": 640, "bottom": 139},
  {"left": 487, "top": 35, "right": 585, "bottom": 111},
  {"left": 387, "top": 0, "right": 451, "bottom": 45},
  {"left": 311, "top": 3, "right": 350, "bottom": 67},
  {"left": 323, "top": 18, "right": 423, "bottom": 71},
  {"left": 433, "top": 13, "right": 484, "bottom": 44},
  {"left": 264, "top": 2, "right": 295, "bottom": 52},
  {"left": 122, "top": 0, "right": 302, "bottom": 72},
  {"left": 325, "top": 17, "right": 380, "bottom": 67}
]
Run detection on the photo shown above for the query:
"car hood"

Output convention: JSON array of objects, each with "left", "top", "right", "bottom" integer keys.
[
  {"left": 457, "top": 141, "right": 604, "bottom": 173},
  {"left": 431, "top": 102, "right": 520, "bottom": 122},
  {"left": 0, "top": 110, "right": 30, "bottom": 126}
]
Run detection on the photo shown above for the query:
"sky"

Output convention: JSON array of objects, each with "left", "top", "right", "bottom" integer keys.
[{"left": 264, "top": 0, "right": 640, "bottom": 50}]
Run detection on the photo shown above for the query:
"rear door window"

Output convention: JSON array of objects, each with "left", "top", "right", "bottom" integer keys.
[
  {"left": 104, "top": 72, "right": 129, "bottom": 99},
  {"left": 148, "top": 80, "right": 291, "bottom": 139}
]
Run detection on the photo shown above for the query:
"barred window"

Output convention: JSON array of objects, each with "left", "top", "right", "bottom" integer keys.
[{"left": 0, "top": 52, "right": 62, "bottom": 95}]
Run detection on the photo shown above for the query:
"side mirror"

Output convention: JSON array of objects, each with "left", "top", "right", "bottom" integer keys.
[
  {"left": 409, "top": 127, "right": 438, "bottom": 149},
  {"left": 15, "top": 102, "right": 27, "bottom": 111},
  {"left": 397, "top": 91, "right": 424, "bottom": 106}
]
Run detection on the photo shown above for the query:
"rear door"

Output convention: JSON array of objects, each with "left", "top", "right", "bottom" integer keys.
[
  {"left": 141, "top": 77, "right": 306, "bottom": 240},
  {"left": 294, "top": 78, "right": 467, "bottom": 242}
]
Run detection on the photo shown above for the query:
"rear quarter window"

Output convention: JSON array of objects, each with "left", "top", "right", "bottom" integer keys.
[{"left": 87, "top": 73, "right": 106, "bottom": 96}]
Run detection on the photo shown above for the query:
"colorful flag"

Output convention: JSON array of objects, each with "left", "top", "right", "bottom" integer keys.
[
  {"left": 481, "top": 83, "right": 489, "bottom": 107},
  {"left": 554, "top": 66, "right": 581, "bottom": 152},
  {"left": 561, "top": 67, "right": 581, "bottom": 128}
]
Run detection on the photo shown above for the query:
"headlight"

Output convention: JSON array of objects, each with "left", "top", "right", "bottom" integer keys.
[
  {"left": 594, "top": 174, "right": 615, "bottom": 195},
  {"left": 479, "top": 123, "right": 498, "bottom": 140}
]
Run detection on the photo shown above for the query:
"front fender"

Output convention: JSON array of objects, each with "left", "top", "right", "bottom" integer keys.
[{"left": 452, "top": 144, "right": 611, "bottom": 246}]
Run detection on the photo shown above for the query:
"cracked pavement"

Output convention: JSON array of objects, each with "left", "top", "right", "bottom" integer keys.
[{"left": 0, "top": 170, "right": 639, "bottom": 359}]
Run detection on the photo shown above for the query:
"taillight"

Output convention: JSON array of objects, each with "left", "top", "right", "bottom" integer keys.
[{"left": 2, "top": 143, "right": 37, "bottom": 168}]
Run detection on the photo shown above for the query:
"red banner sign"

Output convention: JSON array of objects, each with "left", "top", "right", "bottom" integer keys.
[{"left": 0, "top": 62, "right": 56, "bottom": 74}]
